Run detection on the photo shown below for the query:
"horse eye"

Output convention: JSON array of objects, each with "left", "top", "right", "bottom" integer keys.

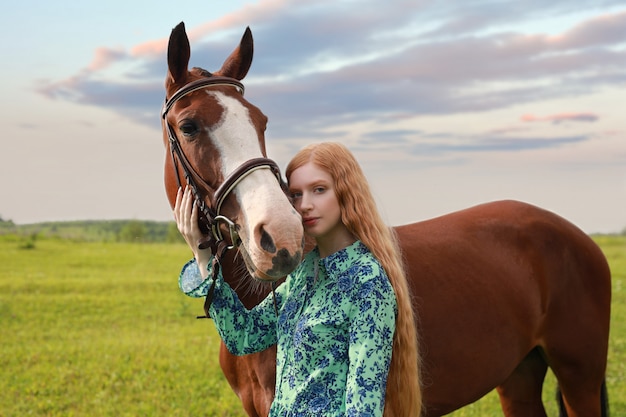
[{"left": 179, "top": 120, "right": 199, "bottom": 137}]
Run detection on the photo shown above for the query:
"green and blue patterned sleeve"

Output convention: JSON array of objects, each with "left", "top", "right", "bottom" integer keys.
[
  {"left": 179, "top": 259, "right": 287, "bottom": 356},
  {"left": 345, "top": 262, "right": 397, "bottom": 416}
]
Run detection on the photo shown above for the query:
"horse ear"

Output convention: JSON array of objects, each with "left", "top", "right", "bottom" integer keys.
[
  {"left": 215, "top": 27, "right": 254, "bottom": 81},
  {"left": 167, "top": 22, "right": 190, "bottom": 86}
]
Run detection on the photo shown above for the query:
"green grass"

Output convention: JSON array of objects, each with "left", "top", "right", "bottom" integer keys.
[
  {"left": 0, "top": 236, "right": 244, "bottom": 416},
  {"left": 0, "top": 234, "right": 624, "bottom": 416}
]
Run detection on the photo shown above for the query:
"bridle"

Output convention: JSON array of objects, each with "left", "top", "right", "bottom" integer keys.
[
  {"left": 162, "top": 76, "right": 287, "bottom": 251},
  {"left": 162, "top": 76, "right": 286, "bottom": 318}
]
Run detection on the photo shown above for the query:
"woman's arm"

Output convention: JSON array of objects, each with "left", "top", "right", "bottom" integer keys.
[
  {"left": 345, "top": 265, "right": 397, "bottom": 416},
  {"left": 174, "top": 186, "right": 285, "bottom": 355},
  {"left": 179, "top": 259, "right": 283, "bottom": 355}
]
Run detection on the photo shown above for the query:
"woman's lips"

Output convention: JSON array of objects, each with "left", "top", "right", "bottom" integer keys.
[{"left": 302, "top": 217, "right": 317, "bottom": 227}]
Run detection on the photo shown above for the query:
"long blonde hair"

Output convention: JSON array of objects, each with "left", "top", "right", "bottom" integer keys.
[{"left": 286, "top": 142, "right": 422, "bottom": 417}]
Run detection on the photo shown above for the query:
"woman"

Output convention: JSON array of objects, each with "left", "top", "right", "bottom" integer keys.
[{"left": 175, "top": 142, "right": 422, "bottom": 416}]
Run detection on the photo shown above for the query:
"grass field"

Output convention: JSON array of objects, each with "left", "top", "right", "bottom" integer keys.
[{"left": 1, "top": 234, "right": 624, "bottom": 416}]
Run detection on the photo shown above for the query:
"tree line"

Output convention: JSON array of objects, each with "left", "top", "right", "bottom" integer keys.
[{"left": 0, "top": 217, "right": 185, "bottom": 243}]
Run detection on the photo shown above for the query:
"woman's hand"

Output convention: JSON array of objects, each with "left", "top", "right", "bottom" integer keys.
[{"left": 174, "top": 187, "right": 212, "bottom": 278}]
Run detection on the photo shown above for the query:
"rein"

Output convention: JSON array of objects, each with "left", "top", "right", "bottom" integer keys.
[{"left": 162, "top": 76, "right": 287, "bottom": 317}]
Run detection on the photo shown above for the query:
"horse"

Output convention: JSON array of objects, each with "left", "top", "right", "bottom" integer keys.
[{"left": 162, "top": 22, "right": 611, "bottom": 417}]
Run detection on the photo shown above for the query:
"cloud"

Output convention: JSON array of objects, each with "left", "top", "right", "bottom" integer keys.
[
  {"left": 547, "top": 9, "right": 626, "bottom": 49},
  {"left": 128, "top": 0, "right": 293, "bottom": 60},
  {"left": 87, "top": 47, "right": 128, "bottom": 72},
  {"left": 364, "top": 131, "right": 590, "bottom": 157},
  {"left": 130, "top": 39, "right": 169, "bottom": 59},
  {"left": 521, "top": 112, "right": 599, "bottom": 123},
  {"left": 340, "top": 122, "right": 593, "bottom": 162},
  {"left": 35, "top": 1, "right": 626, "bottom": 153},
  {"left": 439, "top": 134, "right": 588, "bottom": 153}
]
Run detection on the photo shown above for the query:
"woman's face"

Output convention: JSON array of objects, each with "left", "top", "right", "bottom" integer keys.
[{"left": 288, "top": 162, "right": 344, "bottom": 242}]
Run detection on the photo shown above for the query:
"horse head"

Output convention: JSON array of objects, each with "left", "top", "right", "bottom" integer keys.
[{"left": 162, "top": 22, "right": 304, "bottom": 281}]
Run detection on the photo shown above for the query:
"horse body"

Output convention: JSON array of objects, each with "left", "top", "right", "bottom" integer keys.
[
  {"left": 397, "top": 200, "right": 611, "bottom": 416},
  {"left": 162, "top": 23, "right": 611, "bottom": 417}
]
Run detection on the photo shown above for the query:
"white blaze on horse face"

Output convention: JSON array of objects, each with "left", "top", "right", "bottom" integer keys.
[
  {"left": 206, "top": 91, "right": 259, "bottom": 174},
  {"left": 207, "top": 91, "right": 303, "bottom": 279}
]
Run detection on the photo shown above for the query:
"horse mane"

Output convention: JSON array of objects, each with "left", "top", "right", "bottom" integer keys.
[{"left": 191, "top": 67, "right": 212, "bottom": 77}]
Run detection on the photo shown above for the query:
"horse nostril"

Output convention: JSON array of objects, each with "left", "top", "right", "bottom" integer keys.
[{"left": 260, "top": 227, "right": 277, "bottom": 253}]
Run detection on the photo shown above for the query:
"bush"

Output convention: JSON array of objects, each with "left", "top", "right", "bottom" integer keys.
[{"left": 117, "top": 220, "right": 148, "bottom": 242}]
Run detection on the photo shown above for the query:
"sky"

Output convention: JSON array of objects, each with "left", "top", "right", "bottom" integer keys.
[{"left": 1, "top": 0, "right": 625, "bottom": 234}]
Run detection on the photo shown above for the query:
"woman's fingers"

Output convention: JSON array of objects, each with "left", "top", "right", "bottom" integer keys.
[
  {"left": 174, "top": 187, "right": 213, "bottom": 260},
  {"left": 190, "top": 196, "right": 199, "bottom": 233},
  {"left": 174, "top": 187, "right": 193, "bottom": 233},
  {"left": 173, "top": 187, "right": 183, "bottom": 222},
  {"left": 184, "top": 188, "right": 194, "bottom": 230}
]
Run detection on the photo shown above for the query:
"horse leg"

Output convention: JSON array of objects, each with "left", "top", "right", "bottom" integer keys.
[
  {"left": 549, "top": 365, "right": 606, "bottom": 417},
  {"left": 219, "top": 344, "right": 275, "bottom": 417},
  {"left": 496, "top": 348, "right": 548, "bottom": 417},
  {"left": 542, "top": 313, "right": 608, "bottom": 416},
  {"left": 601, "top": 380, "right": 610, "bottom": 416},
  {"left": 542, "top": 331, "right": 608, "bottom": 417}
]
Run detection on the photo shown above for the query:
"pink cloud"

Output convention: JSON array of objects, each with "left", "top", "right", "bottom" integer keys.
[
  {"left": 130, "top": 0, "right": 291, "bottom": 58},
  {"left": 547, "top": 10, "right": 626, "bottom": 49},
  {"left": 87, "top": 47, "right": 127, "bottom": 71},
  {"left": 521, "top": 112, "right": 599, "bottom": 123},
  {"left": 502, "top": 10, "right": 626, "bottom": 59},
  {"left": 130, "top": 38, "right": 169, "bottom": 58}
]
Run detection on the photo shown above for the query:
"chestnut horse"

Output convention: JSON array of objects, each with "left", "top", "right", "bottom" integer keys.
[{"left": 162, "top": 22, "right": 611, "bottom": 417}]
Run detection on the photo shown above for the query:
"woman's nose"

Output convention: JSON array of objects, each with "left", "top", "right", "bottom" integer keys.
[{"left": 299, "top": 192, "right": 313, "bottom": 211}]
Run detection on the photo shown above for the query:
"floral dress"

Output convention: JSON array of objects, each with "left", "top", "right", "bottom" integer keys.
[{"left": 179, "top": 241, "right": 397, "bottom": 416}]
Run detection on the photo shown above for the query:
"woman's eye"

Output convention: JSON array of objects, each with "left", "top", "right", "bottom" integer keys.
[
  {"left": 290, "top": 192, "right": 302, "bottom": 200},
  {"left": 179, "top": 121, "right": 199, "bottom": 136},
  {"left": 314, "top": 187, "right": 325, "bottom": 193}
]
